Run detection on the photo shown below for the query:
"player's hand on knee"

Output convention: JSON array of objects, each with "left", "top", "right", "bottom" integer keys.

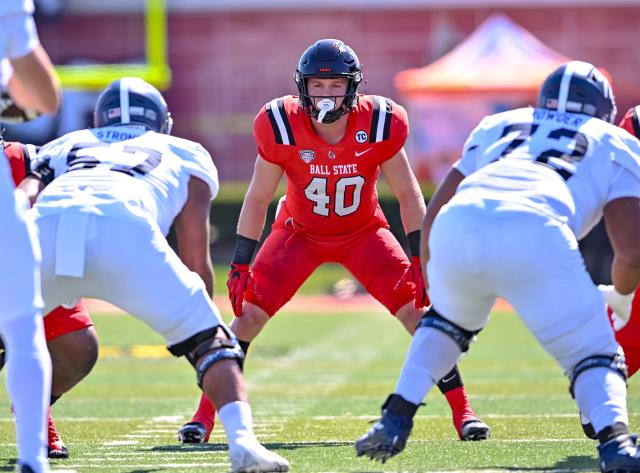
[
  {"left": 395, "top": 256, "right": 429, "bottom": 309},
  {"left": 599, "top": 284, "right": 634, "bottom": 331},
  {"left": 227, "top": 263, "right": 252, "bottom": 316}
]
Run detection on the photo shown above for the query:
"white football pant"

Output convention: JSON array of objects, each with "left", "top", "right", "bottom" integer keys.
[
  {"left": 35, "top": 211, "right": 222, "bottom": 346},
  {"left": 394, "top": 197, "right": 626, "bottom": 434},
  {"left": 0, "top": 154, "right": 51, "bottom": 473}
]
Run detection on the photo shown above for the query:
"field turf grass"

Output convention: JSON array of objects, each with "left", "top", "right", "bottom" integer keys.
[{"left": 1, "top": 299, "right": 638, "bottom": 472}]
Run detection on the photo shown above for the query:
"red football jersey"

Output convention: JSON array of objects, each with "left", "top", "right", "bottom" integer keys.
[
  {"left": 3, "top": 141, "right": 37, "bottom": 185},
  {"left": 619, "top": 106, "right": 640, "bottom": 138},
  {"left": 254, "top": 94, "right": 409, "bottom": 236}
]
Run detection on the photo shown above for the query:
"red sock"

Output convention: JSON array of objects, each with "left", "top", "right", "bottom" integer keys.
[
  {"left": 190, "top": 393, "right": 216, "bottom": 432},
  {"left": 444, "top": 386, "right": 476, "bottom": 431}
]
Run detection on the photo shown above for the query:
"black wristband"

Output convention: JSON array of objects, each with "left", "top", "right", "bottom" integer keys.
[
  {"left": 232, "top": 234, "right": 259, "bottom": 264},
  {"left": 407, "top": 230, "right": 421, "bottom": 257}
]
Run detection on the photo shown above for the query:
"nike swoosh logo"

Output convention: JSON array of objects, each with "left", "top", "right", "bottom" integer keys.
[
  {"left": 355, "top": 148, "right": 372, "bottom": 157},
  {"left": 441, "top": 373, "right": 456, "bottom": 383}
]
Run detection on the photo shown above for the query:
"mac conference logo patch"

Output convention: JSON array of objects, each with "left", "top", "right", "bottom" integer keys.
[{"left": 299, "top": 149, "right": 316, "bottom": 163}]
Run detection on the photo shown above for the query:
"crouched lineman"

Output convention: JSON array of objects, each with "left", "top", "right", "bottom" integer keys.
[
  {"left": 355, "top": 61, "right": 640, "bottom": 473},
  {"left": 576, "top": 105, "right": 640, "bottom": 439},
  {"left": 0, "top": 139, "right": 98, "bottom": 460},
  {"left": 19, "top": 77, "right": 289, "bottom": 473}
]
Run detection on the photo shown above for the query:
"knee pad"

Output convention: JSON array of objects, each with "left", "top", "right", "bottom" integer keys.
[
  {"left": 168, "top": 325, "right": 244, "bottom": 388},
  {"left": 417, "top": 307, "right": 480, "bottom": 353},
  {"left": 569, "top": 353, "right": 628, "bottom": 398}
]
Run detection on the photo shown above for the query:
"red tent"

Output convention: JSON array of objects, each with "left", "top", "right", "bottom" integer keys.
[
  {"left": 395, "top": 13, "right": 572, "bottom": 181},
  {"left": 396, "top": 13, "right": 570, "bottom": 95}
]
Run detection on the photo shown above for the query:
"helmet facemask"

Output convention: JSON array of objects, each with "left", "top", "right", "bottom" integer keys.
[{"left": 295, "top": 74, "right": 362, "bottom": 124}]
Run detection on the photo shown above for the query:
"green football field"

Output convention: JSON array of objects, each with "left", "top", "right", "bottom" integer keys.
[{"left": 0, "top": 301, "right": 638, "bottom": 472}]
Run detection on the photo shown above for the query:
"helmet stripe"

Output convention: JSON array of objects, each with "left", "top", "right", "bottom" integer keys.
[
  {"left": 556, "top": 62, "right": 578, "bottom": 114},
  {"left": 120, "top": 78, "right": 131, "bottom": 124}
]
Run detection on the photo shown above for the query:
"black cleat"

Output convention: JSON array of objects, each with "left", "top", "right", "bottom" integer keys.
[
  {"left": 48, "top": 412, "right": 69, "bottom": 459},
  {"left": 19, "top": 465, "right": 35, "bottom": 473},
  {"left": 355, "top": 410, "right": 413, "bottom": 463},
  {"left": 598, "top": 434, "right": 640, "bottom": 472},
  {"left": 178, "top": 421, "right": 209, "bottom": 444},
  {"left": 460, "top": 418, "right": 491, "bottom": 441}
]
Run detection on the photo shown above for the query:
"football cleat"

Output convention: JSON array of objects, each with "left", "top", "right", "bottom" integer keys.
[
  {"left": 177, "top": 421, "right": 211, "bottom": 444},
  {"left": 47, "top": 411, "right": 68, "bottom": 459},
  {"left": 18, "top": 465, "right": 35, "bottom": 473},
  {"left": 228, "top": 438, "right": 290, "bottom": 473},
  {"left": 598, "top": 433, "right": 640, "bottom": 472},
  {"left": 459, "top": 417, "right": 491, "bottom": 441},
  {"left": 355, "top": 409, "right": 413, "bottom": 463}
]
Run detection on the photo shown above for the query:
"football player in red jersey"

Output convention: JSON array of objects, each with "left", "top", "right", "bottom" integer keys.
[
  {"left": 2, "top": 140, "right": 98, "bottom": 459},
  {"left": 178, "top": 38, "right": 490, "bottom": 444}
]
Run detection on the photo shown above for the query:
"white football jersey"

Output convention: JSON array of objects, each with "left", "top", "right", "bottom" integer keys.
[
  {"left": 454, "top": 107, "right": 640, "bottom": 239},
  {"left": 31, "top": 126, "right": 219, "bottom": 235}
]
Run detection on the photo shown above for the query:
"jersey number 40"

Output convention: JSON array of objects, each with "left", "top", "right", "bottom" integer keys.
[{"left": 305, "top": 176, "right": 365, "bottom": 217}]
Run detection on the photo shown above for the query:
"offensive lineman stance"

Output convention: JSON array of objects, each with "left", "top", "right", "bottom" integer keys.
[
  {"left": 578, "top": 106, "right": 640, "bottom": 439},
  {"left": 22, "top": 77, "right": 289, "bottom": 473},
  {"left": 356, "top": 61, "right": 640, "bottom": 472}
]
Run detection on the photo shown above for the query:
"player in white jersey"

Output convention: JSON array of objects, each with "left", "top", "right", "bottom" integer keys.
[
  {"left": 355, "top": 61, "right": 640, "bottom": 472},
  {"left": 21, "top": 77, "right": 289, "bottom": 473},
  {"left": 0, "top": 138, "right": 51, "bottom": 473},
  {"left": 0, "top": 2, "right": 60, "bottom": 472},
  {"left": 0, "top": 0, "right": 60, "bottom": 119}
]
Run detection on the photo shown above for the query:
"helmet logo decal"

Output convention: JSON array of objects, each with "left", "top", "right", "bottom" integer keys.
[
  {"left": 316, "top": 99, "right": 336, "bottom": 123},
  {"left": 355, "top": 130, "right": 368, "bottom": 143},
  {"left": 299, "top": 150, "right": 316, "bottom": 163},
  {"left": 557, "top": 61, "right": 578, "bottom": 113},
  {"left": 107, "top": 107, "right": 121, "bottom": 119}
]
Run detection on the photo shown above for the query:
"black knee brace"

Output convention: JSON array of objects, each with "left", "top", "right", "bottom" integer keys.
[
  {"left": 168, "top": 325, "right": 244, "bottom": 388},
  {"left": 417, "top": 307, "right": 480, "bottom": 353},
  {"left": 568, "top": 353, "right": 628, "bottom": 398}
]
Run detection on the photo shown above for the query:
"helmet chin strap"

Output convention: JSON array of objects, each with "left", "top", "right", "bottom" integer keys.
[{"left": 316, "top": 99, "right": 336, "bottom": 123}]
